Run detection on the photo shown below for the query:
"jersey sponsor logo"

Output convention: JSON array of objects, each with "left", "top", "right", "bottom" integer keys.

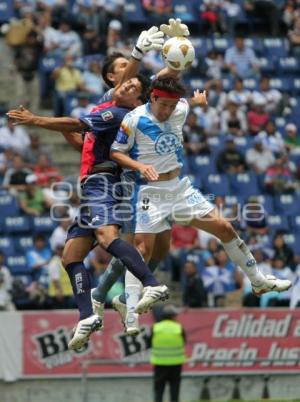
[
  {"left": 101, "top": 111, "right": 114, "bottom": 121},
  {"left": 155, "top": 133, "right": 180, "bottom": 155}
]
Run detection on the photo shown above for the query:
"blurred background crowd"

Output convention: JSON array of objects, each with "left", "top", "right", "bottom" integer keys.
[{"left": 0, "top": 0, "right": 300, "bottom": 313}]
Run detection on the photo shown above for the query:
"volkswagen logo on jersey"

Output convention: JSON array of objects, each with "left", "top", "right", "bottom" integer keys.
[{"left": 155, "top": 132, "right": 180, "bottom": 155}]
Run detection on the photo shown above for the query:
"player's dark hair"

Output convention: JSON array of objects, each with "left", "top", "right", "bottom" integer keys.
[
  {"left": 151, "top": 77, "right": 186, "bottom": 98},
  {"left": 101, "top": 52, "right": 126, "bottom": 88},
  {"left": 136, "top": 73, "right": 151, "bottom": 103}
]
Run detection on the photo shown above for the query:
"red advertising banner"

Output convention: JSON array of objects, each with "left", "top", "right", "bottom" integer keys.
[{"left": 22, "top": 309, "right": 300, "bottom": 377}]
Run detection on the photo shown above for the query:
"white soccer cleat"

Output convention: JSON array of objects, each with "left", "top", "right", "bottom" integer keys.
[
  {"left": 252, "top": 274, "right": 292, "bottom": 296},
  {"left": 125, "top": 312, "right": 140, "bottom": 336},
  {"left": 112, "top": 295, "right": 127, "bottom": 327},
  {"left": 135, "top": 285, "right": 169, "bottom": 314},
  {"left": 68, "top": 314, "right": 102, "bottom": 351},
  {"left": 91, "top": 289, "right": 104, "bottom": 325}
]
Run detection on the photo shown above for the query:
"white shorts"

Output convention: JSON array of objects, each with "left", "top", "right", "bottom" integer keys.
[{"left": 132, "top": 176, "right": 214, "bottom": 233}]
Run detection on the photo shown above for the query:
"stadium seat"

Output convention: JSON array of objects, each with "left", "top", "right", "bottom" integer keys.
[
  {"left": 39, "top": 56, "right": 62, "bottom": 74},
  {"left": 204, "top": 173, "right": 231, "bottom": 196},
  {"left": 173, "top": 0, "right": 198, "bottom": 23},
  {"left": 247, "top": 194, "right": 275, "bottom": 215},
  {"left": 291, "top": 78, "right": 300, "bottom": 94},
  {"left": 189, "top": 155, "right": 217, "bottom": 177},
  {"left": 274, "top": 194, "right": 300, "bottom": 216},
  {"left": 0, "top": 194, "right": 20, "bottom": 217},
  {"left": 291, "top": 216, "right": 300, "bottom": 233},
  {"left": 190, "top": 38, "right": 208, "bottom": 56},
  {"left": 243, "top": 78, "right": 259, "bottom": 91},
  {"left": 221, "top": 77, "right": 233, "bottom": 91},
  {"left": 4, "top": 216, "right": 31, "bottom": 233},
  {"left": 32, "top": 216, "right": 57, "bottom": 233},
  {"left": 125, "top": 0, "right": 147, "bottom": 23},
  {"left": 234, "top": 136, "right": 251, "bottom": 155},
  {"left": 269, "top": 77, "right": 291, "bottom": 92},
  {"left": 245, "top": 38, "right": 264, "bottom": 54},
  {"left": 230, "top": 172, "right": 259, "bottom": 198},
  {"left": 0, "top": 0, "right": 13, "bottom": 22},
  {"left": 278, "top": 57, "right": 300, "bottom": 75},
  {"left": 263, "top": 38, "right": 288, "bottom": 59},
  {"left": 267, "top": 215, "right": 289, "bottom": 232},
  {"left": 14, "top": 236, "right": 34, "bottom": 253},
  {"left": 207, "top": 136, "right": 224, "bottom": 153},
  {"left": 256, "top": 57, "right": 275, "bottom": 75},
  {"left": 7, "top": 256, "right": 29, "bottom": 276},
  {"left": 212, "top": 38, "right": 233, "bottom": 53},
  {"left": 274, "top": 117, "right": 287, "bottom": 133},
  {"left": 0, "top": 237, "right": 15, "bottom": 256}
]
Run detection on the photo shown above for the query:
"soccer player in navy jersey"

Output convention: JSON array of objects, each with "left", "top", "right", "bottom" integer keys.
[
  {"left": 57, "top": 21, "right": 189, "bottom": 335},
  {"left": 8, "top": 74, "right": 170, "bottom": 351}
]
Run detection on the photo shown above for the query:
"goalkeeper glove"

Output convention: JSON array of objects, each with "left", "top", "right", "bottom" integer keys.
[
  {"left": 131, "top": 26, "right": 164, "bottom": 61},
  {"left": 160, "top": 18, "right": 190, "bottom": 37}
]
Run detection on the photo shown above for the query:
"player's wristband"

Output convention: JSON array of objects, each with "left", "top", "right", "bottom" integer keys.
[{"left": 131, "top": 45, "right": 144, "bottom": 61}]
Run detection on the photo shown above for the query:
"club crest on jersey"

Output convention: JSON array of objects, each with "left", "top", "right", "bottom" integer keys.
[
  {"left": 101, "top": 111, "right": 114, "bottom": 121},
  {"left": 155, "top": 133, "right": 180, "bottom": 155}
]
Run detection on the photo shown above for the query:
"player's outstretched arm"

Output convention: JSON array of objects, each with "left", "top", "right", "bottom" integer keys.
[
  {"left": 61, "top": 132, "right": 83, "bottom": 152},
  {"left": 116, "top": 26, "right": 164, "bottom": 88},
  {"left": 7, "top": 106, "right": 87, "bottom": 132},
  {"left": 110, "top": 150, "right": 159, "bottom": 181}
]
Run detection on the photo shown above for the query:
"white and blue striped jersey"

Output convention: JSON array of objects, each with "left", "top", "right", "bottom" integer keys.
[{"left": 111, "top": 99, "right": 189, "bottom": 173}]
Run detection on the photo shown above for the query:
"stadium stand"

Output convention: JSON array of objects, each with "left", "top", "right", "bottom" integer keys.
[{"left": 0, "top": 0, "right": 299, "bottom": 311}]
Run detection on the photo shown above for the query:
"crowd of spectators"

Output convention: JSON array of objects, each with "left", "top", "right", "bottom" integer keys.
[{"left": 1, "top": 0, "right": 300, "bottom": 312}]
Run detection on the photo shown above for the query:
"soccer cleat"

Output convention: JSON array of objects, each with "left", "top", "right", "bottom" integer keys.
[
  {"left": 135, "top": 285, "right": 169, "bottom": 314},
  {"left": 112, "top": 295, "right": 127, "bottom": 327},
  {"left": 91, "top": 289, "right": 104, "bottom": 326},
  {"left": 68, "top": 314, "right": 102, "bottom": 351},
  {"left": 125, "top": 312, "right": 140, "bottom": 336},
  {"left": 252, "top": 275, "right": 292, "bottom": 296}
]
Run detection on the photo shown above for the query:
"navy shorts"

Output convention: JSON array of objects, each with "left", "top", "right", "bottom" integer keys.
[
  {"left": 66, "top": 173, "right": 123, "bottom": 242},
  {"left": 119, "top": 171, "right": 136, "bottom": 234}
]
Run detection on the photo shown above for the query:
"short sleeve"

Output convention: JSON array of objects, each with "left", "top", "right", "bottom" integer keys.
[
  {"left": 177, "top": 98, "right": 189, "bottom": 120},
  {"left": 111, "top": 113, "right": 136, "bottom": 154},
  {"left": 80, "top": 109, "right": 118, "bottom": 134}
]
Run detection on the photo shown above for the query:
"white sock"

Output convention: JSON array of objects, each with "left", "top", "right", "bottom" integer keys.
[
  {"left": 222, "top": 237, "right": 265, "bottom": 285},
  {"left": 125, "top": 270, "right": 142, "bottom": 314}
]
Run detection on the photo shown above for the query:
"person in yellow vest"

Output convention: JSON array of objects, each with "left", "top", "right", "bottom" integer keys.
[
  {"left": 150, "top": 304, "right": 187, "bottom": 402},
  {"left": 48, "top": 244, "right": 75, "bottom": 308}
]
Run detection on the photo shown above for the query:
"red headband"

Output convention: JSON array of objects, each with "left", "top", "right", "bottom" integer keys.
[{"left": 152, "top": 88, "right": 181, "bottom": 99}]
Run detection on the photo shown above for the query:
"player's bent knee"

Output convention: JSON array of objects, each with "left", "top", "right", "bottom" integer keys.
[
  {"left": 135, "top": 241, "right": 152, "bottom": 262},
  {"left": 216, "top": 220, "right": 236, "bottom": 242},
  {"left": 95, "top": 227, "right": 118, "bottom": 250}
]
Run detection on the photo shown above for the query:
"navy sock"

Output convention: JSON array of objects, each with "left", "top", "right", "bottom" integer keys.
[
  {"left": 107, "top": 239, "right": 158, "bottom": 287},
  {"left": 65, "top": 261, "right": 93, "bottom": 320},
  {"left": 119, "top": 258, "right": 160, "bottom": 304}
]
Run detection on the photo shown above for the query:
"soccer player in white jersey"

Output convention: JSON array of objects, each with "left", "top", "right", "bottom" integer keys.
[{"left": 110, "top": 76, "right": 292, "bottom": 329}]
